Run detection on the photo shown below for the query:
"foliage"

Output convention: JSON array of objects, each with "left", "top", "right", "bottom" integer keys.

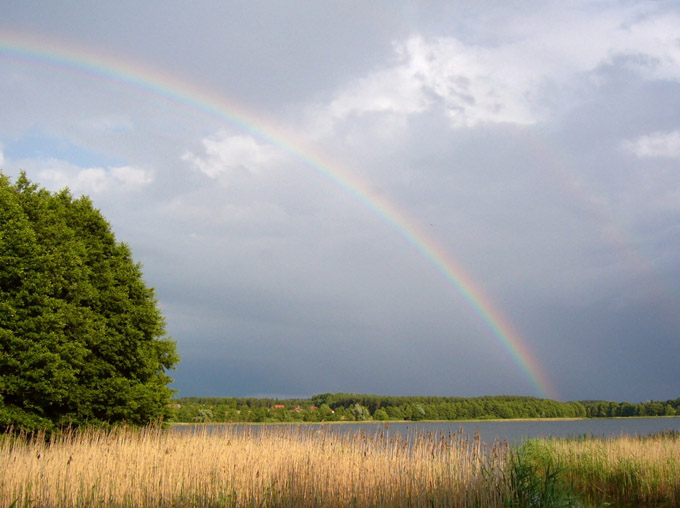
[
  {"left": 504, "top": 441, "right": 582, "bottom": 508},
  {"left": 0, "top": 172, "right": 178, "bottom": 431},
  {"left": 349, "top": 402, "right": 370, "bottom": 421},
  {"left": 170, "top": 393, "right": 589, "bottom": 423},
  {"left": 373, "top": 407, "right": 389, "bottom": 420},
  {"left": 170, "top": 394, "right": 680, "bottom": 424},
  {"left": 580, "top": 399, "right": 679, "bottom": 417}
]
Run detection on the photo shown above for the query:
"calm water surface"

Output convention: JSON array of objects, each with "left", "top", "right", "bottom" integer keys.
[
  {"left": 183, "top": 417, "right": 680, "bottom": 444},
  {"left": 358, "top": 418, "right": 680, "bottom": 443}
]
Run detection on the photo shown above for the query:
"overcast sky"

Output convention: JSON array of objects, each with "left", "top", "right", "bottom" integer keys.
[{"left": 2, "top": 1, "right": 679, "bottom": 402}]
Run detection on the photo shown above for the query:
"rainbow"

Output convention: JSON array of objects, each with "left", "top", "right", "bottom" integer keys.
[{"left": 0, "top": 31, "right": 560, "bottom": 400}]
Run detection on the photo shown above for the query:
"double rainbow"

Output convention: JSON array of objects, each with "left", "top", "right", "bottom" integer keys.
[{"left": 0, "top": 32, "right": 559, "bottom": 400}]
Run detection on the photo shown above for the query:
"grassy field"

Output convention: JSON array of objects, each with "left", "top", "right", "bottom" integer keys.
[
  {"left": 523, "top": 431, "right": 680, "bottom": 507},
  {"left": 1, "top": 425, "right": 678, "bottom": 507}
]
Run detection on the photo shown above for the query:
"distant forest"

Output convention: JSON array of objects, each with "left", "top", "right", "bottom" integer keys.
[{"left": 170, "top": 394, "right": 680, "bottom": 423}]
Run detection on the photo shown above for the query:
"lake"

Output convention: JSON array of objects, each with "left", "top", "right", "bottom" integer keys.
[
  {"left": 181, "top": 417, "right": 680, "bottom": 444},
  {"left": 348, "top": 417, "right": 680, "bottom": 443}
]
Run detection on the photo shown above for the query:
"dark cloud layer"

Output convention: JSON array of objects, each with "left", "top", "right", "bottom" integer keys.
[{"left": 2, "top": 1, "right": 679, "bottom": 402}]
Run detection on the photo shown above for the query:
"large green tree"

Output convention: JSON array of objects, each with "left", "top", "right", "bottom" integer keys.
[{"left": 0, "top": 172, "right": 179, "bottom": 430}]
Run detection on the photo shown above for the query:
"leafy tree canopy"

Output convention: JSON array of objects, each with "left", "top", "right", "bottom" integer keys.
[{"left": 0, "top": 172, "right": 179, "bottom": 431}]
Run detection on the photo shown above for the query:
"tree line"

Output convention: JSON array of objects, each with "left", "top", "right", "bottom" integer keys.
[
  {"left": 171, "top": 394, "right": 680, "bottom": 423},
  {"left": 171, "top": 394, "right": 579, "bottom": 423},
  {"left": 581, "top": 399, "right": 680, "bottom": 418}
]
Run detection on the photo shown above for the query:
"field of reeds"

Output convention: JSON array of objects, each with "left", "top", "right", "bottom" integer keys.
[{"left": 1, "top": 424, "right": 678, "bottom": 507}]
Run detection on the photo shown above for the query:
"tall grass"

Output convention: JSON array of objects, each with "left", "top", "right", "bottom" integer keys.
[
  {"left": 0, "top": 425, "right": 510, "bottom": 507},
  {"left": 1, "top": 425, "right": 677, "bottom": 507},
  {"left": 521, "top": 431, "right": 680, "bottom": 507}
]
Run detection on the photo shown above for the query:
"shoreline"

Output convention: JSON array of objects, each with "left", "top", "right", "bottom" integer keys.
[{"left": 169, "top": 415, "right": 680, "bottom": 427}]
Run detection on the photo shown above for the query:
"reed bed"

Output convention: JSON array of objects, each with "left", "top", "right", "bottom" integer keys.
[
  {"left": 524, "top": 431, "right": 680, "bottom": 507},
  {"left": 4, "top": 425, "right": 678, "bottom": 507},
  {"left": 0, "top": 425, "right": 511, "bottom": 508}
]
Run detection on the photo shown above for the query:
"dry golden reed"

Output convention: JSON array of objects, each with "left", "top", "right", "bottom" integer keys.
[{"left": 0, "top": 425, "right": 510, "bottom": 508}]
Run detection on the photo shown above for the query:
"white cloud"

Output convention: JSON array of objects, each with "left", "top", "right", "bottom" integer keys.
[
  {"left": 321, "top": 35, "right": 536, "bottom": 129},
  {"left": 327, "top": 47, "right": 428, "bottom": 120},
  {"left": 619, "top": 9, "right": 680, "bottom": 82},
  {"left": 110, "top": 165, "right": 154, "bottom": 187},
  {"left": 0, "top": 146, "right": 4, "bottom": 168},
  {"left": 403, "top": 36, "right": 537, "bottom": 126},
  {"left": 311, "top": 5, "right": 680, "bottom": 133},
  {"left": 37, "top": 163, "right": 153, "bottom": 194},
  {"left": 40, "top": 167, "right": 109, "bottom": 193},
  {"left": 623, "top": 130, "right": 680, "bottom": 159},
  {"left": 182, "top": 132, "right": 282, "bottom": 181}
]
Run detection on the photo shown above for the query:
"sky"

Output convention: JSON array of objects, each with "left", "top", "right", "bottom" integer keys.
[{"left": 1, "top": 1, "right": 679, "bottom": 403}]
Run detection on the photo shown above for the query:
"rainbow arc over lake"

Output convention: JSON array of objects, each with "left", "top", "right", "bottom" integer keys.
[{"left": 0, "top": 32, "right": 560, "bottom": 400}]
